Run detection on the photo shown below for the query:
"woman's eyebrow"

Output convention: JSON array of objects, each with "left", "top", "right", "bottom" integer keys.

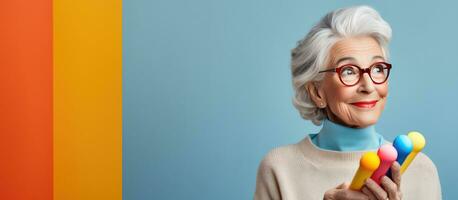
[
  {"left": 334, "top": 55, "right": 385, "bottom": 66},
  {"left": 335, "top": 57, "right": 356, "bottom": 66},
  {"left": 372, "top": 55, "right": 385, "bottom": 61}
]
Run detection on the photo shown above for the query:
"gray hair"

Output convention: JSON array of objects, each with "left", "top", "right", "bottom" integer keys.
[{"left": 291, "top": 5, "right": 392, "bottom": 126}]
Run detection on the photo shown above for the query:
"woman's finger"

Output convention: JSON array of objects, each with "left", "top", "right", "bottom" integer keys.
[
  {"left": 334, "top": 189, "right": 369, "bottom": 200},
  {"left": 333, "top": 182, "right": 369, "bottom": 200},
  {"left": 381, "top": 176, "right": 399, "bottom": 200},
  {"left": 391, "top": 162, "right": 402, "bottom": 189},
  {"left": 361, "top": 186, "right": 377, "bottom": 200},
  {"left": 365, "top": 178, "right": 388, "bottom": 200}
]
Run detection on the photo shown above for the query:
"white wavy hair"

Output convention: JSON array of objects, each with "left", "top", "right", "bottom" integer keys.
[{"left": 291, "top": 5, "right": 392, "bottom": 126}]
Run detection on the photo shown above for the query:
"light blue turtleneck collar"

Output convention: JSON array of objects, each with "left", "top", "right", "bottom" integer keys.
[{"left": 310, "top": 118, "right": 383, "bottom": 152}]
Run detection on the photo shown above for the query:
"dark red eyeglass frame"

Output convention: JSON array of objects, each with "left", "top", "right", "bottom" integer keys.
[{"left": 318, "top": 62, "right": 392, "bottom": 87}]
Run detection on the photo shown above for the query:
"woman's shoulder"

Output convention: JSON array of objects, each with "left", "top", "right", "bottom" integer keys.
[
  {"left": 401, "top": 152, "right": 442, "bottom": 199},
  {"left": 407, "top": 152, "right": 439, "bottom": 174},
  {"left": 257, "top": 140, "right": 304, "bottom": 170}
]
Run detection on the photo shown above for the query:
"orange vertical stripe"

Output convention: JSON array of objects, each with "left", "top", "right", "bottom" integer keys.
[
  {"left": 53, "top": 0, "right": 122, "bottom": 199},
  {"left": 0, "top": 0, "right": 53, "bottom": 199}
]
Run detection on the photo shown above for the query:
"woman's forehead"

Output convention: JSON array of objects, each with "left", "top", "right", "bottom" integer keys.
[{"left": 329, "top": 36, "right": 384, "bottom": 65}]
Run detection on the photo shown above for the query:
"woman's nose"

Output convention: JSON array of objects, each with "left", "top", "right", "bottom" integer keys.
[{"left": 358, "top": 73, "right": 376, "bottom": 93}]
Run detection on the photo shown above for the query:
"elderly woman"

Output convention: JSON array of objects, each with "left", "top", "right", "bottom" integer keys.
[{"left": 254, "top": 5, "right": 441, "bottom": 200}]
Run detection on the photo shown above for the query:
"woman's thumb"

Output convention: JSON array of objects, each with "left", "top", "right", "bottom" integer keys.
[{"left": 336, "top": 182, "right": 349, "bottom": 189}]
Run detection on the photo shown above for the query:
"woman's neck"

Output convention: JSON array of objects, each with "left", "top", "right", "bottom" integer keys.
[{"left": 309, "top": 118, "right": 383, "bottom": 151}]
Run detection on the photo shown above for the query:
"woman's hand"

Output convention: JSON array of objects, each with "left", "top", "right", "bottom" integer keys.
[
  {"left": 323, "top": 182, "right": 369, "bottom": 200},
  {"left": 361, "top": 162, "right": 403, "bottom": 200}
]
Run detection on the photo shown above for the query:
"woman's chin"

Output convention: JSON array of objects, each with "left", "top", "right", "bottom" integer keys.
[
  {"left": 352, "top": 115, "right": 379, "bottom": 128},
  {"left": 340, "top": 111, "right": 380, "bottom": 128},
  {"left": 348, "top": 105, "right": 382, "bottom": 125}
]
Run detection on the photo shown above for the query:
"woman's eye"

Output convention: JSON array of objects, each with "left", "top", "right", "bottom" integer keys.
[
  {"left": 342, "top": 67, "right": 356, "bottom": 75},
  {"left": 372, "top": 65, "right": 384, "bottom": 74}
]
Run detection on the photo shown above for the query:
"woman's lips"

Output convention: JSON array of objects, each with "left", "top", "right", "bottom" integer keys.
[{"left": 350, "top": 100, "right": 378, "bottom": 108}]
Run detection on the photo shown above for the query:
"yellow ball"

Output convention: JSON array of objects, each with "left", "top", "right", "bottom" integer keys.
[
  {"left": 408, "top": 131, "right": 426, "bottom": 152},
  {"left": 360, "top": 152, "right": 380, "bottom": 171}
]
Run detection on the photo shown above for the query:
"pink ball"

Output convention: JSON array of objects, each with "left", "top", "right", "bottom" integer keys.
[{"left": 378, "top": 144, "right": 398, "bottom": 162}]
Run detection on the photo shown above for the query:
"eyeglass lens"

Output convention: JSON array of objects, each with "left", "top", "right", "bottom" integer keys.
[{"left": 339, "top": 63, "right": 389, "bottom": 85}]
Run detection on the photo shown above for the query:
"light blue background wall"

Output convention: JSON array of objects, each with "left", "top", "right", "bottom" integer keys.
[{"left": 123, "top": 1, "right": 458, "bottom": 199}]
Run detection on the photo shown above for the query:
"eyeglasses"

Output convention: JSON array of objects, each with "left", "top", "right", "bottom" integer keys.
[{"left": 319, "top": 62, "right": 392, "bottom": 86}]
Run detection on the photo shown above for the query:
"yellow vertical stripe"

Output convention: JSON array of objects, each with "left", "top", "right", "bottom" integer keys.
[{"left": 53, "top": 0, "right": 122, "bottom": 199}]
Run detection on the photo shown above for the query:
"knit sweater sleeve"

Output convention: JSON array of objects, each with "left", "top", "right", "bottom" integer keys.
[
  {"left": 424, "top": 153, "right": 442, "bottom": 199},
  {"left": 254, "top": 152, "right": 282, "bottom": 200},
  {"left": 402, "top": 152, "right": 442, "bottom": 199}
]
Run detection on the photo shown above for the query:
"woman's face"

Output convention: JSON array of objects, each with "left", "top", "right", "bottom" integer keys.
[{"left": 310, "top": 36, "right": 389, "bottom": 128}]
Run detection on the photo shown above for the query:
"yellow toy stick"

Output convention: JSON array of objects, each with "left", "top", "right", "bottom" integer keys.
[
  {"left": 400, "top": 131, "right": 426, "bottom": 174},
  {"left": 350, "top": 152, "right": 380, "bottom": 190}
]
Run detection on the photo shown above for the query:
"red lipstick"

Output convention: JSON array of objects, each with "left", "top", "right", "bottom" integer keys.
[{"left": 351, "top": 100, "right": 378, "bottom": 108}]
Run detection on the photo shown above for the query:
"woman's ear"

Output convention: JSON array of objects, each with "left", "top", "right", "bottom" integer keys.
[{"left": 306, "top": 82, "right": 327, "bottom": 108}]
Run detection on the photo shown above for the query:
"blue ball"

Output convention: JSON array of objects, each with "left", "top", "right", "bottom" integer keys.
[{"left": 393, "top": 135, "right": 413, "bottom": 165}]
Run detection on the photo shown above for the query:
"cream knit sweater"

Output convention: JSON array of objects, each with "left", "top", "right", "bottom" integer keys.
[{"left": 254, "top": 136, "right": 442, "bottom": 200}]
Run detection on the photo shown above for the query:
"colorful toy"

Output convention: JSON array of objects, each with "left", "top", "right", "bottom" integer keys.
[
  {"left": 349, "top": 131, "right": 426, "bottom": 189},
  {"left": 370, "top": 144, "right": 397, "bottom": 184},
  {"left": 387, "top": 135, "right": 413, "bottom": 178},
  {"left": 392, "top": 135, "right": 414, "bottom": 165},
  {"left": 350, "top": 152, "right": 380, "bottom": 190},
  {"left": 400, "top": 131, "right": 425, "bottom": 174}
]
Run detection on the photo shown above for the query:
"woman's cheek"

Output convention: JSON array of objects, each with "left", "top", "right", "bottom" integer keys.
[
  {"left": 333, "top": 89, "right": 355, "bottom": 118},
  {"left": 378, "top": 83, "right": 389, "bottom": 98},
  {"left": 377, "top": 86, "right": 388, "bottom": 110},
  {"left": 334, "top": 102, "right": 354, "bottom": 122}
]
